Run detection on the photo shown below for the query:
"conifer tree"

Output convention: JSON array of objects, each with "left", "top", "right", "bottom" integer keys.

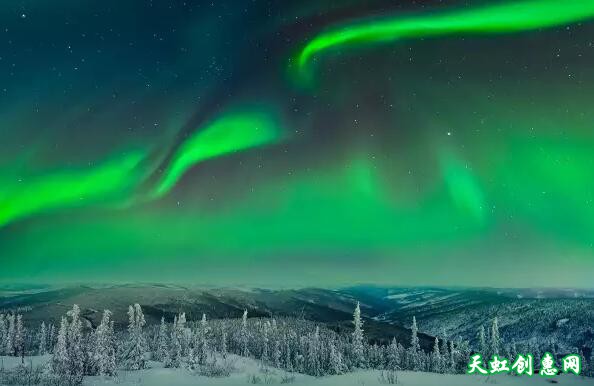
[
  {"left": 125, "top": 304, "right": 146, "bottom": 370},
  {"left": 478, "top": 325, "right": 488, "bottom": 357},
  {"left": 52, "top": 317, "right": 69, "bottom": 376},
  {"left": 387, "top": 338, "right": 401, "bottom": 370},
  {"left": 155, "top": 317, "right": 169, "bottom": 362},
  {"left": 5, "top": 313, "right": 15, "bottom": 356},
  {"left": 0, "top": 314, "right": 6, "bottom": 355},
  {"left": 431, "top": 337, "right": 441, "bottom": 373},
  {"left": 167, "top": 315, "right": 182, "bottom": 368},
  {"left": 351, "top": 302, "right": 365, "bottom": 368},
  {"left": 67, "top": 305, "right": 85, "bottom": 381},
  {"left": 262, "top": 320, "right": 270, "bottom": 364},
  {"left": 48, "top": 323, "right": 56, "bottom": 353},
  {"left": 240, "top": 309, "right": 249, "bottom": 357},
  {"left": 95, "top": 310, "right": 116, "bottom": 376},
  {"left": 329, "top": 340, "right": 345, "bottom": 375},
  {"left": 448, "top": 340, "right": 456, "bottom": 373},
  {"left": 14, "top": 314, "right": 25, "bottom": 359},
  {"left": 490, "top": 317, "right": 501, "bottom": 356},
  {"left": 408, "top": 316, "right": 421, "bottom": 371},
  {"left": 38, "top": 321, "right": 47, "bottom": 355},
  {"left": 220, "top": 327, "right": 228, "bottom": 359},
  {"left": 198, "top": 313, "right": 209, "bottom": 365},
  {"left": 284, "top": 335, "right": 293, "bottom": 372}
]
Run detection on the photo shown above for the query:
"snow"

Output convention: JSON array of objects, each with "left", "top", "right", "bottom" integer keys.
[
  {"left": 4, "top": 355, "right": 594, "bottom": 386},
  {"left": 0, "top": 354, "right": 51, "bottom": 369},
  {"left": 85, "top": 366, "right": 594, "bottom": 386}
]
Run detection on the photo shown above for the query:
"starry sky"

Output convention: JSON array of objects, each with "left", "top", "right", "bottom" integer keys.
[{"left": 2, "top": 0, "right": 594, "bottom": 287}]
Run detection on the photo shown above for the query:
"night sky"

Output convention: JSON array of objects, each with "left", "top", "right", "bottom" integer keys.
[{"left": 2, "top": 0, "right": 594, "bottom": 287}]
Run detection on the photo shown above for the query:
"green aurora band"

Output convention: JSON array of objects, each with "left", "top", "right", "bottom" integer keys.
[
  {"left": 0, "top": 151, "right": 147, "bottom": 227},
  {"left": 0, "top": 109, "right": 284, "bottom": 227},
  {"left": 296, "top": 0, "right": 594, "bottom": 79},
  {"left": 152, "top": 110, "right": 284, "bottom": 198}
]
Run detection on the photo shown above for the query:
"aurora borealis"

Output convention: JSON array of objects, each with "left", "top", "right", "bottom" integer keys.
[
  {"left": 296, "top": 0, "right": 594, "bottom": 79},
  {"left": 2, "top": 0, "right": 594, "bottom": 287}
]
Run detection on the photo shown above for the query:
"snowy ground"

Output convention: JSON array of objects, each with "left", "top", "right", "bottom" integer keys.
[{"left": 2, "top": 355, "right": 594, "bottom": 386}]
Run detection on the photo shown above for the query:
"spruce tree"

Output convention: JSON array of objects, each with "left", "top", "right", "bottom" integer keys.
[
  {"left": 490, "top": 317, "right": 501, "bottom": 356},
  {"left": 125, "top": 304, "right": 146, "bottom": 370},
  {"left": 0, "top": 314, "right": 6, "bottom": 355},
  {"left": 351, "top": 302, "right": 365, "bottom": 368},
  {"left": 67, "top": 305, "right": 84, "bottom": 381},
  {"left": 431, "top": 337, "right": 441, "bottom": 373},
  {"left": 52, "top": 317, "right": 69, "bottom": 376},
  {"left": 95, "top": 310, "right": 116, "bottom": 376},
  {"left": 14, "top": 314, "right": 25, "bottom": 359},
  {"left": 284, "top": 335, "right": 293, "bottom": 372},
  {"left": 387, "top": 337, "right": 401, "bottom": 370},
  {"left": 167, "top": 315, "right": 182, "bottom": 368},
  {"left": 6, "top": 313, "right": 15, "bottom": 356},
  {"left": 240, "top": 309, "right": 249, "bottom": 357},
  {"left": 38, "top": 321, "right": 47, "bottom": 355},
  {"left": 155, "top": 317, "right": 169, "bottom": 362},
  {"left": 262, "top": 320, "right": 270, "bottom": 364},
  {"left": 48, "top": 323, "right": 56, "bottom": 353},
  {"left": 220, "top": 327, "right": 228, "bottom": 359},
  {"left": 198, "top": 313, "right": 209, "bottom": 365},
  {"left": 329, "top": 340, "right": 344, "bottom": 375},
  {"left": 478, "top": 325, "right": 487, "bottom": 357},
  {"left": 408, "top": 316, "right": 421, "bottom": 371}
]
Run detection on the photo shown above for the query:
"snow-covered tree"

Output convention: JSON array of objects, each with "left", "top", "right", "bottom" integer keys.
[
  {"left": 386, "top": 338, "right": 401, "bottom": 370},
  {"left": 448, "top": 340, "right": 456, "bottom": 373},
  {"left": 440, "top": 329, "right": 449, "bottom": 362},
  {"left": 51, "top": 305, "right": 84, "bottom": 384},
  {"left": 478, "top": 325, "right": 487, "bottom": 357},
  {"left": 94, "top": 310, "right": 116, "bottom": 376},
  {"left": 273, "top": 338, "right": 281, "bottom": 369},
  {"left": 67, "top": 305, "right": 85, "bottom": 380},
  {"left": 284, "top": 335, "right": 293, "bottom": 372},
  {"left": 186, "top": 323, "right": 200, "bottom": 372},
  {"left": 490, "top": 317, "right": 501, "bottom": 356},
  {"left": 306, "top": 325, "right": 320, "bottom": 375},
  {"left": 14, "top": 314, "right": 25, "bottom": 359},
  {"left": 124, "top": 304, "right": 146, "bottom": 370},
  {"left": 351, "top": 302, "right": 365, "bottom": 368},
  {"left": 52, "top": 317, "right": 69, "bottom": 376},
  {"left": 262, "top": 320, "right": 270, "bottom": 364},
  {"left": 198, "top": 313, "right": 209, "bottom": 365},
  {"left": 48, "top": 323, "right": 56, "bottom": 353},
  {"left": 240, "top": 309, "right": 249, "bottom": 357},
  {"left": 220, "top": 326, "right": 228, "bottom": 359},
  {"left": 5, "top": 313, "right": 15, "bottom": 356},
  {"left": 431, "top": 337, "right": 442, "bottom": 373},
  {"left": 0, "top": 314, "right": 6, "bottom": 355},
  {"left": 167, "top": 315, "right": 182, "bottom": 368},
  {"left": 408, "top": 316, "right": 422, "bottom": 371},
  {"left": 329, "top": 340, "right": 345, "bottom": 375},
  {"left": 154, "top": 317, "right": 169, "bottom": 362},
  {"left": 38, "top": 321, "right": 48, "bottom": 355}
]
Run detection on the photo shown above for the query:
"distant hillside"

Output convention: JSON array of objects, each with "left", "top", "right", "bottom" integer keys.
[{"left": 2, "top": 284, "right": 593, "bottom": 354}]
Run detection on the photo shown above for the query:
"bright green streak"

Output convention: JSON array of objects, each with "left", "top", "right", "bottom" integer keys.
[
  {"left": 152, "top": 110, "right": 283, "bottom": 198},
  {"left": 0, "top": 110, "right": 284, "bottom": 227},
  {"left": 297, "top": 0, "right": 594, "bottom": 76},
  {"left": 0, "top": 151, "right": 147, "bottom": 227}
]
